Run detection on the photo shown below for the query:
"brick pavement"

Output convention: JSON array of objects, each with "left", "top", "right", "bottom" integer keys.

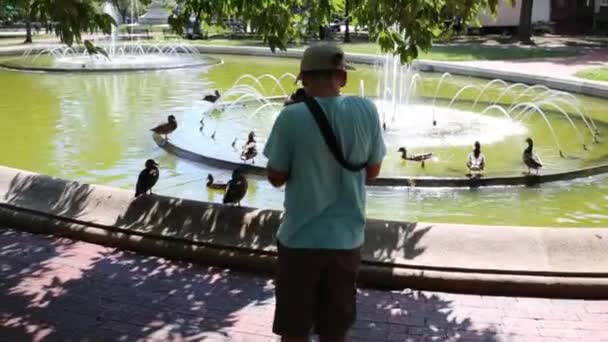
[{"left": 1, "top": 227, "right": 607, "bottom": 342}]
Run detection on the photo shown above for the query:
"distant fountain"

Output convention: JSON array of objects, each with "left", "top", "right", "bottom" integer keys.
[{"left": 7, "top": 1, "right": 219, "bottom": 71}]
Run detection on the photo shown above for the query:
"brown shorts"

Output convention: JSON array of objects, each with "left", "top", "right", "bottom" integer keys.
[{"left": 272, "top": 242, "right": 361, "bottom": 337}]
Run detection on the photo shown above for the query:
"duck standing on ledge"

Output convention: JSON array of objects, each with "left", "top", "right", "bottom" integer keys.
[
  {"left": 223, "top": 169, "right": 248, "bottom": 206},
  {"left": 206, "top": 173, "right": 228, "bottom": 191},
  {"left": 466, "top": 141, "right": 486, "bottom": 177},
  {"left": 240, "top": 131, "right": 258, "bottom": 163},
  {"left": 135, "top": 159, "right": 159, "bottom": 197},
  {"left": 203, "top": 90, "right": 221, "bottom": 103},
  {"left": 523, "top": 137, "right": 543, "bottom": 174},
  {"left": 398, "top": 147, "right": 433, "bottom": 168},
  {"left": 151, "top": 115, "right": 177, "bottom": 140}
]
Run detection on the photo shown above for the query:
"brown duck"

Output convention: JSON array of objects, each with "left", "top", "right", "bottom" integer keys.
[{"left": 151, "top": 115, "right": 177, "bottom": 140}]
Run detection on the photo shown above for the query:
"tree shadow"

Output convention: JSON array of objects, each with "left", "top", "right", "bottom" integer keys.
[
  {"left": 354, "top": 289, "right": 501, "bottom": 341},
  {"left": 1, "top": 227, "right": 501, "bottom": 342},
  {"left": 113, "top": 195, "right": 280, "bottom": 251},
  {"left": 4, "top": 173, "right": 94, "bottom": 220},
  {"left": 364, "top": 220, "right": 433, "bottom": 261}
]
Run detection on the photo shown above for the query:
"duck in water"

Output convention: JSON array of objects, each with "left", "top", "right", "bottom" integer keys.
[
  {"left": 206, "top": 173, "right": 228, "bottom": 191},
  {"left": 223, "top": 169, "right": 248, "bottom": 206},
  {"left": 466, "top": 141, "right": 486, "bottom": 177},
  {"left": 135, "top": 159, "right": 159, "bottom": 197},
  {"left": 203, "top": 90, "right": 221, "bottom": 103},
  {"left": 151, "top": 115, "right": 177, "bottom": 141}
]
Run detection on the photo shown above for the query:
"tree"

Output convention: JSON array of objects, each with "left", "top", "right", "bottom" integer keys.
[
  {"left": 343, "top": 0, "right": 350, "bottom": 43},
  {"left": 28, "top": 0, "right": 115, "bottom": 46},
  {"left": 518, "top": 0, "right": 534, "bottom": 44},
  {"left": 112, "top": 0, "right": 152, "bottom": 24},
  {"left": 170, "top": 0, "right": 506, "bottom": 63}
]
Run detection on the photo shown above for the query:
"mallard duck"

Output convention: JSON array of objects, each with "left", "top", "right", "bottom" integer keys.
[
  {"left": 245, "top": 131, "right": 256, "bottom": 145},
  {"left": 203, "top": 90, "right": 221, "bottom": 103},
  {"left": 466, "top": 141, "right": 486, "bottom": 176},
  {"left": 135, "top": 159, "right": 159, "bottom": 197},
  {"left": 240, "top": 145, "right": 258, "bottom": 164},
  {"left": 398, "top": 147, "right": 433, "bottom": 168},
  {"left": 523, "top": 138, "right": 543, "bottom": 174},
  {"left": 151, "top": 115, "right": 177, "bottom": 140},
  {"left": 206, "top": 173, "right": 227, "bottom": 191},
  {"left": 223, "top": 169, "right": 248, "bottom": 206}
]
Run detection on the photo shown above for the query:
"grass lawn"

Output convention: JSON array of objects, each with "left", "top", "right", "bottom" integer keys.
[
  {"left": 575, "top": 66, "right": 608, "bottom": 82},
  {"left": 166, "top": 37, "right": 578, "bottom": 61}
]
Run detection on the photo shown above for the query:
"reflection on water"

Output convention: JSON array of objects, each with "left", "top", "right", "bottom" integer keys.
[{"left": 0, "top": 55, "right": 607, "bottom": 227}]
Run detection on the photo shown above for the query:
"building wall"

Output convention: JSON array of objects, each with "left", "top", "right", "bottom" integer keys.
[{"left": 477, "top": 0, "right": 551, "bottom": 27}]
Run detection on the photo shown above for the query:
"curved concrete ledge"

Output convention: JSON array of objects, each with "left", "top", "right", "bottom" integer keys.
[
  {"left": 1, "top": 165, "right": 607, "bottom": 298},
  {"left": 154, "top": 134, "right": 608, "bottom": 188}
]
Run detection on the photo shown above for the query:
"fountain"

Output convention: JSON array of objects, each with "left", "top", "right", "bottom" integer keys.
[
  {"left": 187, "top": 54, "right": 605, "bottom": 182},
  {"left": 1, "top": 1, "right": 219, "bottom": 72}
]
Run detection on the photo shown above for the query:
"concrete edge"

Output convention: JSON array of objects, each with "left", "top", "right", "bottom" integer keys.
[
  {"left": 154, "top": 134, "right": 608, "bottom": 188},
  {"left": 3, "top": 204, "right": 608, "bottom": 299}
]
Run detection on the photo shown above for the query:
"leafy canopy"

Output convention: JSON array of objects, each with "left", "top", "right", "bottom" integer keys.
[{"left": 171, "top": 0, "right": 510, "bottom": 63}]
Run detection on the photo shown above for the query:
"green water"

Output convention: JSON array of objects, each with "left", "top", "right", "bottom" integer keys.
[{"left": 1, "top": 54, "right": 607, "bottom": 227}]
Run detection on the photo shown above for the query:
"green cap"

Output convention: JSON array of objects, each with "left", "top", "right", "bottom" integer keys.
[{"left": 299, "top": 43, "right": 354, "bottom": 74}]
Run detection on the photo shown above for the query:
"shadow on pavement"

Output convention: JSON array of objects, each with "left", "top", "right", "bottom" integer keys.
[{"left": 0, "top": 228, "right": 501, "bottom": 341}]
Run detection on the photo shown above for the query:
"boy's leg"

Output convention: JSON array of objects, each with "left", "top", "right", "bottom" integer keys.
[
  {"left": 273, "top": 243, "right": 325, "bottom": 340},
  {"left": 315, "top": 248, "right": 361, "bottom": 340}
]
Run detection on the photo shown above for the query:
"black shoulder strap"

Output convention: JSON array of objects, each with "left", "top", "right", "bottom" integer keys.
[{"left": 304, "top": 97, "right": 367, "bottom": 172}]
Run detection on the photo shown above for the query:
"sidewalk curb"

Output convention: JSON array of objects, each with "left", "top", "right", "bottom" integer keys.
[{"left": 2, "top": 204, "right": 608, "bottom": 299}]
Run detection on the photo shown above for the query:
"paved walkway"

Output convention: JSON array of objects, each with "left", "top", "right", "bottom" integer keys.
[
  {"left": 1, "top": 228, "right": 608, "bottom": 342},
  {"left": 452, "top": 49, "right": 608, "bottom": 83}
]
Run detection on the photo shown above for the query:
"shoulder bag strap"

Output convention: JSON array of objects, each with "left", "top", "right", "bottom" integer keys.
[{"left": 304, "top": 97, "right": 367, "bottom": 172}]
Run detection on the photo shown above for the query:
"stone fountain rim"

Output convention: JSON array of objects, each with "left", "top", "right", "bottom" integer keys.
[
  {"left": 0, "top": 50, "right": 223, "bottom": 73},
  {"left": 1, "top": 164, "right": 607, "bottom": 298},
  {"left": 154, "top": 133, "right": 608, "bottom": 188},
  {"left": 160, "top": 94, "right": 608, "bottom": 188}
]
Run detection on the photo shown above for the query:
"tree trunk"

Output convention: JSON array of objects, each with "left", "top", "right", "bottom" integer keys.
[
  {"left": 319, "top": 25, "right": 326, "bottom": 40},
  {"left": 518, "top": 0, "right": 534, "bottom": 44},
  {"left": 24, "top": 20, "right": 32, "bottom": 44},
  {"left": 343, "top": 0, "right": 350, "bottom": 43}
]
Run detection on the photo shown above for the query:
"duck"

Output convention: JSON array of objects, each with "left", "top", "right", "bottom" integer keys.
[
  {"left": 523, "top": 137, "right": 543, "bottom": 174},
  {"left": 135, "top": 159, "right": 159, "bottom": 197},
  {"left": 398, "top": 147, "right": 433, "bottom": 168},
  {"left": 466, "top": 141, "right": 486, "bottom": 176},
  {"left": 203, "top": 90, "right": 221, "bottom": 103},
  {"left": 223, "top": 169, "right": 248, "bottom": 206},
  {"left": 240, "top": 145, "right": 258, "bottom": 164},
  {"left": 206, "top": 173, "right": 228, "bottom": 191},
  {"left": 240, "top": 131, "right": 257, "bottom": 163},
  {"left": 151, "top": 115, "right": 177, "bottom": 140},
  {"left": 284, "top": 88, "right": 307, "bottom": 106},
  {"left": 245, "top": 131, "right": 256, "bottom": 145}
]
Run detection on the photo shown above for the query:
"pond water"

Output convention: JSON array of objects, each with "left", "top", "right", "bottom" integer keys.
[{"left": 1, "top": 54, "right": 607, "bottom": 227}]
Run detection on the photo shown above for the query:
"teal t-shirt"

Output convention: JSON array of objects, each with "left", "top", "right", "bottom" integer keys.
[{"left": 263, "top": 95, "right": 386, "bottom": 250}]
